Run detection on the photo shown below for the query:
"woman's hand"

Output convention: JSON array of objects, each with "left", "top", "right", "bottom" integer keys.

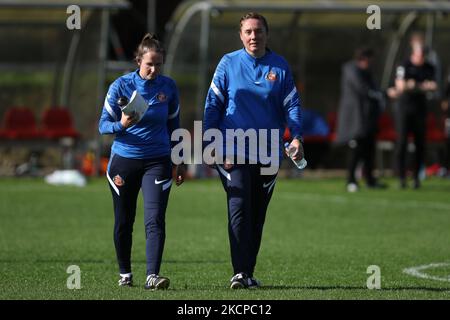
[
  {"left": 223, "top": 157, "right": 234, "bottom": 170},
  {"left": 120, "top": 111, "right": 138, "bottom": 128},
  {"left": 175, "top": 164, "right": 186, "bottom": 186},
  {"left": 287, "top": 138, "right": 305, "bottom": 161}
]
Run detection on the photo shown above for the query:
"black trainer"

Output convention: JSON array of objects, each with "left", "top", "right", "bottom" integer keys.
[
  {"left": 230, "top": 272, "right": 249, "bottom": 289},
  {"left": 144, "top": 274, "right": 170, "bottom": 290}
]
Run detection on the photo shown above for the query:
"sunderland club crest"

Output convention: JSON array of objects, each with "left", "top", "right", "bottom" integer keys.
[
  {"left": 157, "top": 92, "right": 167, "bottom": 102},
  {"left": 113, "top": 174, "right": 125, "bottom": 186},
  {"left": 265, "top": 70, "right": 277, "bottom": 81}
]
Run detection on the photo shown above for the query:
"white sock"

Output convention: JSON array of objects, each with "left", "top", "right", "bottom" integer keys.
[{"left": 120, "top": 273, "right": 132, "bottom": 278}]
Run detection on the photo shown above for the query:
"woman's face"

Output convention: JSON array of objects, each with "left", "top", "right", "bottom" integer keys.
[
  {"left": 138, "top": 50, "right": 163, "bottom": 80},
  {"left": 239, "top": 18, "right": 268, "bottom": 58}
]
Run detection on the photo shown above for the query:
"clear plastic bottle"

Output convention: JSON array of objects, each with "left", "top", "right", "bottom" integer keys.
[{"left": 284, "top": 142, "right": 307, "bottom": 170}]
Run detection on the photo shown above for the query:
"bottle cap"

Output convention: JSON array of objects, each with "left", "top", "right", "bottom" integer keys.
[{"left": 117, "top": 96, "right": 128, "bottom": 107}]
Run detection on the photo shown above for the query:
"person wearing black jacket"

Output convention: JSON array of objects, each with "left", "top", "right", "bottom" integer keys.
[
  {"left": 387, "top": 44, "right": 437, "bottom": 189},
  {"left": 337, "top": 47, "right": 385, "bottom": 192},
  {"left": 441, "top": 73, "right": 450, "bottom": 175}
]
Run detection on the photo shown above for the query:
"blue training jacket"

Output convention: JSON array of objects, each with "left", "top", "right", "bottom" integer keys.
[
  {"left": 99, "top": 70, "right": 180, "bottom": 159},
  {"left": 204, "top": 48, "right": 302, "bottom": 162}
]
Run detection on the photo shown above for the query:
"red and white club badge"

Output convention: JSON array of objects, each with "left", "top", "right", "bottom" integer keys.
[
  {"left": 157, "top": 92, "right": 167, "bottom": 102},
  {"left": 265, "top": 71, "right": 277, "bottom": 81},
  {"left": 113, "top": 174, "right": 125, "bottom": 186}
]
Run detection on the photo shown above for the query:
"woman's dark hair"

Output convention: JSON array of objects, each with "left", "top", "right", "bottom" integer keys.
[
  {"left": 239, "top": 12, "right": 269, "bottom": 33},
  {"left": 134, "top": 33, "right": 166, "bottom": 63}
]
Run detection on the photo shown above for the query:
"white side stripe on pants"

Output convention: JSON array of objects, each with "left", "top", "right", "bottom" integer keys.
[
  {"left": 217, "top": 165, "right": 231, "bottom": 181},
  {"left": 106, "top": 172, "right": 120, "bottom": 196}
]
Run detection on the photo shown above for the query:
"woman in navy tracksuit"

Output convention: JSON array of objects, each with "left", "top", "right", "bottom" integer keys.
[
  {"left": 204, "top": 13, "right": 304, "bottom": 289},
  {"left": 99, "top": 34, "right": 184, "bottom": 290}
]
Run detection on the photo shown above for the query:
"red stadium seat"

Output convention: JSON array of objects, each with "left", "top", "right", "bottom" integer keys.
[
  {"left": 40, "top": 107, "right": 80, "bottom": 139},
  {"left": 426, "top": 112, "right": 446, "bottom": 143},
  {"left": 326, "top": 111, "right": 337, "bottom": 142},
  {"left": 0, "top": 121, "right": 7, "bottom": 139},
  {"left": 282, "top": 127, "right": 291, "bottom": 142},
  {"left": 0, "top": 106, "right": 42, "bottom": 139},
  {"left": 377, "top": 112, "right": 397, "bottom": 142}
]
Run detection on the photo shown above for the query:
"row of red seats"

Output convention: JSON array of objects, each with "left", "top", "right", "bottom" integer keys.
[
  {"left": 285, "top": 111, "right": 447, "bottom": 144},
  {"left": 328, "top": 111, "right": 447, "bottom": 143},
  {"left": 0, "top": 106, "right": 79, "bottom": 140}
]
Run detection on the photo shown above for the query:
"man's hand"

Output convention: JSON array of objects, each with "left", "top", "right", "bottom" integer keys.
[
  {"left": 387, "top": 87, "right": 399, "bottom": 99},
  {"left": 441, "top": 100, "right": 449, "bottom": 112},
  {"left": 420, "top": 80, "right": 437, "bottom": 92},
  {"left": 405, "top": 79, "right": 416, "bottom": 90}
]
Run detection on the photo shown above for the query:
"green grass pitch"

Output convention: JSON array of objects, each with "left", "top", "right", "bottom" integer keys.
[{"left": 1, "top": 176, "right": 450, "bottom": 299}]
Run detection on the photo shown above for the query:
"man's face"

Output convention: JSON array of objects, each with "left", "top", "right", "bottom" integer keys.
[
  {"left": 411, "top": 49, "right": 425, "bottom": 66},
  {"left": 358, "top": 57, "right": 372, "bottom": 70}
]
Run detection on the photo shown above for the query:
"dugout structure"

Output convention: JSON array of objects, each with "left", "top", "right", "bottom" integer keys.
[{"left": 0, "top": 0, "right": 129, "bottom": 175}]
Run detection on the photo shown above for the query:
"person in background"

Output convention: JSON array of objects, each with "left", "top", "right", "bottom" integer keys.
[
  {"left": 337, "top": 47, "right": 386, "bottom": 192},
  {"left": 441, "top": 72, "right": 450, "bottom": 176},
  {"left": 387, "top": 43, "right": 437, "bottom": 189},
  {"left": 98, "top": 33, "right": 185, "bottom": 290}
]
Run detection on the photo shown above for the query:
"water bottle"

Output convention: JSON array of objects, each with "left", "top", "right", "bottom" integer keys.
[{"left": 284, "top": 142, "right": 307, "bottom": 170}]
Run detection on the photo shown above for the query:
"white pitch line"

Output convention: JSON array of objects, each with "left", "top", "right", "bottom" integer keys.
[{"left": 403, "top": 263, "right": 450, "bottom": 283}]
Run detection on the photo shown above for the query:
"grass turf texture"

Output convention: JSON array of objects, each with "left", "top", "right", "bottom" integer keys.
[{"left": 1, "top": 177, "right": 450, "bottom": 300}]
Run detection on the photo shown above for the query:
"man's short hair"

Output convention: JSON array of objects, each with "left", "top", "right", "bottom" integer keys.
[{"left": 354, "top": 47, "right": 375, "bottom": 61}]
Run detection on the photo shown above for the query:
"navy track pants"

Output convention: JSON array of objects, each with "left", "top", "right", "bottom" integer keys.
[
  {"left": 106, "top": 154, "right": 172, "bottom": 276},
  {"left": 217, "top": 164, "right": 277, "bottom": 277}
]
